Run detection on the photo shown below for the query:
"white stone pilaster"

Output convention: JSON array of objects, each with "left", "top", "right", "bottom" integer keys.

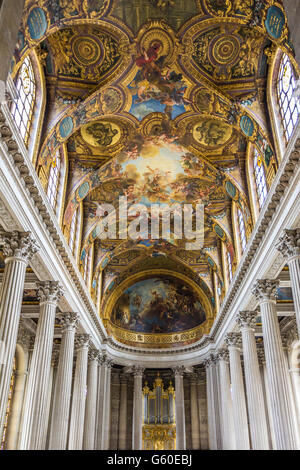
[
  {"left": 252, "top": 279, "right": 298, "bottom": 449},
  {"left": 118, "top": 374, "right": 128, "bottom": 450},
  {"left": 68, "top": 334, "right": 90, "bottom": 450},
  {"left": 276, "top": 229, "right": 300, "bottom": 337},
  {"left": 236, "top": 311, "right": 270, "bottom": 449},
  {"left": 49, "top": 313, "right": 78, "bottom": 450},
  {"left": 132, "top": 365, "right": 144, "bottom": 451},
  {"left": 225, "top": 332, "right": 250, "bottom": 450},
  {"left": 173, "top": 366, "right": 186, "bottom": 450},
  {"left": 190, "top": 373, "right": 200, "bottom": 449},
  {"left": 216, "top": 349, "right": 236, "bottom": 450},
  {"left": 0, "top": 231, "right": 39, "bottom": 440},
  {"left": 83, "top": 349, "right": 99, "bottom": 450},
  {"left": 101, "top": 357, "right": 112, "bottom": 450},
  {"left": 26, "top": 281, "right": 63, "bottom": 450}
]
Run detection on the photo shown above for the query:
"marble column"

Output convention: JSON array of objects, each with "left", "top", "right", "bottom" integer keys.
[
  {"left": 95, "top": 355, "right": 106, "bottom": 450},
  {"left": 204, "top": 355, "right": 221, "bottom": 450},
  {"left": 252, "top": 279, "right": 298, "bottom": 449},
  {"left": 25, "top": 281, "right": 63, "bottom": 450},
  {"left": 118, "top": 374, "right": 128, "bottom": 450},
  {"left": 0, "top": 231, "right": 38, "bottom": 440},
  {"left": 68, "top": 334, "right": 90, "bottom": 450},
  {"left": 225, "top": 332, "right": 250, "bottom": 450},
  {"left": 276, "top": 229, "right": 300, "bottom": 337},
  {"left": 101, "top": 357, "right": 112, "bottom": 450},
  {"left": 49, "top": 313, "right": 79, "bottom": 450},
  {"left": 196, "top": 369, "right": 209, "bottom": 450},
  {"left": 83, "top": 349, "right": 99, "bottom": 450},
  {"left": 174, "top": 366, "right": 186, "bottom": 450},
  {"left": 236, "top": 311, "right": 270, "bottom": 450},
  {"left": 132, "top": 365, "right": 144, "bottom": 450},
  {"left": 190, "top": 373, "right": 200, "bottom": 449},
  {"left": 256, "top": 346, "right": 275, "bottom": 450},
  {"left": 216, "top": 349, "right": 236, "bottom": 450}
]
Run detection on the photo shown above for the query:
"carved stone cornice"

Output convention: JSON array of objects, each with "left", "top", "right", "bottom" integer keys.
[
  {"left": 88, "top": 349, "right": 99, "bottom": 362},
  {"left": 37, "top": 281, "right": 64, "bottom": 304},
  {"left": 0, "top": 230, "right": 39, "bottom": 262},
  {"left": 252, "top": 279, "right": 279, "bottom": 302},
  {"left": 225, "top": 332, "right": 242, "bottom": 349},
  {"left": 276, "top": 229, "right": 300, "bottom": 260},
  {"left": 60, "top": 312, "right": 79, "bottom": 332},
  {"left": 75, "top": 334, "right": 90, "bottom": 350},
  {"left": 236, "top": 311, "right": 257, "bottom": 330}
]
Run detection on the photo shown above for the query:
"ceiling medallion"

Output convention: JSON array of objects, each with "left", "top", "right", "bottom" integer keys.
[
  {"left": 210, "top": 34, "right": 240, "bottom": 66},
  {"left": 72, "top": 35, "right": 103, "bottom": 67}
]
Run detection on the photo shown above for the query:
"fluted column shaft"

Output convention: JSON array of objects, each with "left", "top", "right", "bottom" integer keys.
[
  {"left": 83, "top": 350, "right": 99, "bottom": 450},
  {"left": 205, "top": 357, "right": 221, "bottom": 450},
  {"left": 132, "top": 366, "right": 144, "bottom": 450},
  {"left": 68, "top": 334, "right": 90, "bottom": 450},
  {"left": 101, "top": 359, "right": 112, "bottom": 450},
  {"left": 26, "top": 282, "right": 63, "bottom": 450},
  {"left": 217, "top": 351, "right": 236, "bottom": 450},
  {"left": 174, "top": 367, "right": 186, "bottom": 450},
  {"left": 196, "top": 370, "right": 209, "bottom": 450},
  {"left": 276, "top": 229, "right": 300, "bottom": 336},
  {"left": 0, "top": 231, "right": 38, "bottom": 439},
  {"left": 118, "top": 374, "right": 128, "bottom": 450},
  {"left": 253, "top": 280, "right": 297, "bottom": 450},
  {"left": 49, "top": 313, "right": 78, "bottom": 450},
  {"left": 226, "top": 333, "right": 250, "bottom": 450},
  {"left": 95, "top": 357, "right": 106, "bottom": 450},
  {"left": 190, "top": 374, "right": 200, "bottom": 449},
  {"left": 237, "top": 312, "right": 269, "bottom": 449}
]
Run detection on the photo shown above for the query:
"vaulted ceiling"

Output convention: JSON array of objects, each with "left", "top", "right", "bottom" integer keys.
[{"left": 13, "top": 0, "right": 292, "bottom": 347}]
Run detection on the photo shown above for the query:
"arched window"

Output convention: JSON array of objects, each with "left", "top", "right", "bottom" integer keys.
[
  {"left": 10, "top": 56, "right": 36, "bottom": 145},
  {"left": 277, "top": 54, "right": 300, "bottom": 141},
  {"left": 227, "top": 250, "right": 233, "bottom": 283},
  {"left": 253, "top": 148, "right": 268, "bottom": 209},
  {"left": 47, "top": 150, "right": 61, "bottom": 209},
  {"left": 237, "top": 208, "right": 247, "bottom": 253},
  {"left": 83, "top": 247, "right": 91, "bottom": 282},
  {"left": 69, "top": 208, "right": 78, "bottom": 254}
]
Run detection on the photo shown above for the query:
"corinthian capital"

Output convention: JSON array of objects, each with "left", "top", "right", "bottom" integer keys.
[
  {"left": 276, "top": 229, "right": 300, "bottom": 259},
  {"left": 60, "top": 312, "right": 79, "bottom": 332},
  {"left": 75, "top": 334, "right": 90, "bottom": 350},
  {"left": 215, "top": 348, "right": 229, "bottom": 362},
  {"left": 236, "top": 311, "right": 257, "bottom": 329},
  {"left": 252, "top": 279, "right": 279, "bottom": 302},
  {"left": 225, "top": 332, "right": 242, "bottom": 348},
  {"left": 37, "top": 281, "right": 64, "bottom": 304},
  {"left": 88, "top": 349, "right": 99, "bottom": 362},
  {"left": 0, "top": 230, "right": 39, "bottom": 262},
  {"left": 173, "top": 365, "right": 185, "bottom": 376},
  {"left": 132, "top": 365, "right": 144, "bottom": 377}
]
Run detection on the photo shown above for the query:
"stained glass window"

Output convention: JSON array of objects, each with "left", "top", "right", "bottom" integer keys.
[
  {"left": 10, "top": 56, "right": 36, "bottom": 145},
  {"left": 254, "top": 148, "right": 268, "bottom": 209},
  {"left": 47, "top": 151, "right": 61, "bottom": 209},
  {"left": 237, "top": 208, "right": 247, "bottom": 253},
  {"left": 278, "top": 54, "right": 300, "bottom": 141},
  {"left": 1, "top": 358, "right": 16, "bottom": 450}
]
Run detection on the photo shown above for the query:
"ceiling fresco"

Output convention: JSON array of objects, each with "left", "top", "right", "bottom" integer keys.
[{"left": 13, "top": 0, "right": 294, "bottom": 347}]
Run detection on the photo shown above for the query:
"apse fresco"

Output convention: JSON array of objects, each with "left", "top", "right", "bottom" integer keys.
[{"left": 112, "top": 276, "right": 206, "bottom": 334}]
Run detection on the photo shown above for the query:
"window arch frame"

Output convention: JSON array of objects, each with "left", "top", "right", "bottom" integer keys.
[
  {"left": 253, "top": 147, "right": 268, "bottom": 210},
  {"left": 277, "top": 53, "right": 300, "bottom": 142},
  {"left": 10, "top": 56, "right": 36, "bottom": 147}
]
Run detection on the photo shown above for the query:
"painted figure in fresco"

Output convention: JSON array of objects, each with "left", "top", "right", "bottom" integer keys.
[
  {"left": 195, "top": 121, "right": 228, "bottom": 146},
  {"left": 113, "top": 277, "right": 206, "bottom": 334},
  {"left": 86, "top": 122, "right": 118, "bottom": 147}
]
